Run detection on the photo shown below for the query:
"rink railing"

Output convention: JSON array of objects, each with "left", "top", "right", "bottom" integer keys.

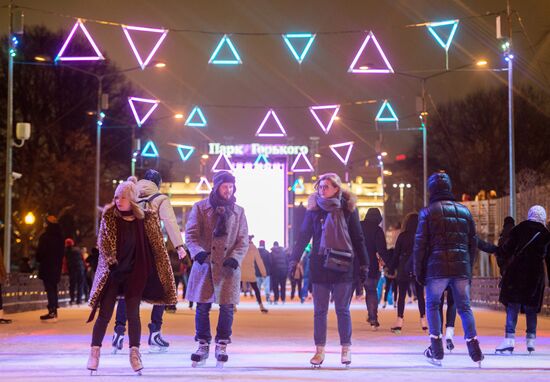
[
  {"left": 2, "top": 273, "right": 70, "bottom": 314},
  {"left": 470, "top": 277, "right": 550, "bottom": 315}
]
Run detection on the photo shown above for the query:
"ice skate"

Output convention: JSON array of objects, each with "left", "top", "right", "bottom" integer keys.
[
  {"left": 445, "top": 327, "right": 455, "bottom": 352},
  {"left": 369, "top": 320, "right": 380, "bottom": 331},
  {"left": 420, "top": 316, "right": 428, "bottom": 331},
  {"left": 425, "top": 336, "right": 444, "bottom": 367},
  {"left": 310, "top": 345, "right": 325, "bottom": 368},
  {"left": 390, "top": 317, "right": 403, "bottom": 334},
  {"left": 191, "top": 340, "right": 209, "bottom": 367},
  {"left": 341, "top": 345, "right": 351, "bottom": 367},
  {"left": 148, "top": 324, "right": 169, "bottom": 353},
  {"left": 495, "top": 337, "right": 514, "bottom": 355},
  {"left": 527, "top": 337, "right": 535, "bottom": 354},
  {"left": 129, "top": 346, "right": 143, "bottom": 375},
  {"left": 87, "top": 346, "right": 100, "bottom": 375},
  {"left": 40, "top": 309, "right": 57, "bottom": 323},
  {"left": 466, "top": 337, "right": 484, "bottom": 367},
  {"left": 111, "top": 331, "right": 124, "bottom": 354},
  {"left": 0, "top": 318, "right": 13, "bottom": 324},
  {"left": 215, "top": 340, "right": 229, "bottom": 368},
  {"left": 259, "top": 303, "right": 269, "bottom": 314}
]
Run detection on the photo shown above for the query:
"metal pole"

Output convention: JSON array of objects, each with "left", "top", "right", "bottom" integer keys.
[
  {"left": 131, "top": 124, "right": 136, "bottom": 176},
  {"left": 507, "top": 1, "right": 516, "bottom": 220},
  {"left": 3, "top": 2, "right": 14, "bottom": 273},
  {"left": 379, "top": 156, "right": 386, "bottom": 233},
  {"left": 421, "top": 79, "right": 428, "bottom": 207},
  {"left": 94, "top": 78, "right": 103, "bottom": 239}
]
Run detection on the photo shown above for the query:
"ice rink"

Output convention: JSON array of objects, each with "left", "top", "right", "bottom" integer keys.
[{"left": 1, "top": 297, "right": 549, "bottom": 381}]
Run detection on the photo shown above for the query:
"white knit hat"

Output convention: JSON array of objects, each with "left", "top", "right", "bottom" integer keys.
[
  {"left": 527, "top": 205, "right": 547, "bottom": 225},
  {"left": 114, "top": 176, "right": 139, "bottom": 201}
]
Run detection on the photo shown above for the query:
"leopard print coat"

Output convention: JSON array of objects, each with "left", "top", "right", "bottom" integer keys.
[{"left": 88, "top": 206, "right": 177, "bottom": 309}]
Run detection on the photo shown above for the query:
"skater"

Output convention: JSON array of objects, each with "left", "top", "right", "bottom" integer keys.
[
  {"left": 111, "top": 169, "right": 186, "bottom": 353},
  {"left": 390, "top": 213, "right": 427, "bottom": 334},
  {"left": 495, "top": 205, "right": 550, "bottom": 355},
  {"left": 257, "top": 240, "right": 272, "bottom": 303},
  {"left": 87, "top": 177, "right": 177, "bottom": 375},
  {"left": 36, "top": 215, "right": 65, "bottom": 322},
  {"left": 0, "top": 248, "right": 12, "bottom": 324},
  {"left": 270, "top": 241, "right": 288, "bottom": 304},
  {"left": 361, "top": 208, "right": 390, "bottom": 330},
  {"left": 290, "top": 173, "right": 368, "bottom": 367},
  {"left": 65, "top": 238, "right": 85, "bottom": 305},
  {"left": 241, "top": 236, "right": 269, "bottom": 313},
  {"left": 185, "top": 171, "right": 249, "bottom": 368},
  {"left": 413, "top": 172, "right": 484, "bottom": 366}
]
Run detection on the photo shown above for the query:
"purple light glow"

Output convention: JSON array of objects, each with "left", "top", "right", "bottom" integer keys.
[
  {"left": 211, "top": 153, "right": 234, "bottom": 172},
  {"left": 348, "top": 31, "right": 394, "bottom": 74},
  {"left": 255, "top": 109, "right": 287, "bottom": 137},
  {"left": 291, "top": 152, "right": 314, "bottom": 173},
  {"left": 329, "top": 142, "right": 354, "bottom": 165},
  {"left": 195, "top": 177, "right": 212, "bottom": 194},
  {"left": 55, "top": 19, "right": 105, "bottom": 61},
  {"left": 122, "top": 25, "right": 169, "bottom": 70},
  {"left": 309, "top": 105, "right": 340, "bottom": 134},
  {"left": 128, "top": 97, "right": 160, "bottom": 127}
]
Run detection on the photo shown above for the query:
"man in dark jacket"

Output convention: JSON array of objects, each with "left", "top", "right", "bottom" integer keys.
[
  {"left": 65, "top": 238, "right": 85, "bottom": 305},
  {"left": 36, "top": 216, "right": 65, "bottom": 321},
  {"left": 270, "top": 242, "right": 288, "bottom": 304},
  {"left": 413, "top": 172, "right": 483, "bottom": 366},
  {"left": 361, "top": 208, "right": 389, "bottom": 329},
  {"left": 256, "top": 240, "right": 272, "bottom": 303}
]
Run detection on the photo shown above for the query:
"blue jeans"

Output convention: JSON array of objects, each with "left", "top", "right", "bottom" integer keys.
[
  {"left": 312, "top": 282, "right": 353, "bottom": 346},
  {"left": 256, "top": 276, "right": 271, "bottom": 301},
  {"left": 364, "top": 276, "right": 380, "bottom": 323},
  {"left": 195, "top": 303, "right": 234, "bottom": 344},
  {"left": 505, "top": 303, "right": 537, "bottom": 338},
  {"left": 425, "top": 277, "right": 477, "bottom": 339}
]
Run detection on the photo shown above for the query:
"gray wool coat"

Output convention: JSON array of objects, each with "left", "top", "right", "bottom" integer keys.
[{"left": 185, "top": 198, "right": 249, "bottom": 305}]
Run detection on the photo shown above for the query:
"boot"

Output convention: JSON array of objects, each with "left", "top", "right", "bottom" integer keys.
[
  {"left": 40, "top": 309, "right": 58, "bottom": 322},
  {"left": 425, "top": 336, "right": 444, "bottom": 366},
  {"left": 495, "top": 336, "right": 514, "bottom": 355},
  {"left": 310, "top": 345, "right": 325, "bottom": 368},
  {"left": 111, "top": 325, "right": 125, "bottom": 354},
  {"left": 526, "top": 336, "right": 535, "bottom": 354},
  {"left": 148, "top": 323, "right": 169, "bottom": 353},
  {"left": 420, "top": 316, "right": 428, "bottom": 331},
  {"left": 215, "top": 340, "right": 229, "bottom": 368},
  {"left": 87, "top": 346, "right": 100, "bottom": 374},
  {"left": 391, "top": 317, "right": 403, "bottom": 333},
  {"left": 445, "top": 327, "right": 455, "bottom": 352},
  {"left": 259, "top": 303, "right": 268, "bottom": 314},
  {"left": 191, "top": 340, "right": 210, "bottom": 367},
  {"left": 466, "top": 337, "right": 484, "bottom": 365},
  {"left": 341, "top": 345, "right": 351, "bottom": 366},
  {"left": 129, "top": 346, "right": 143, "bottom": 374}
]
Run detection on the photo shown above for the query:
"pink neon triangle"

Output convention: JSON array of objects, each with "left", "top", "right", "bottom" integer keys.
[
  {"left": 122, "top": 25, "right": 168, "bottom": 70},
  {"left": 211, "top": 154, "right": 234, "bottom": 172},
  {"left": 329, "top": 142, "right": 354, "bottom": 165},
  {"left": 348, "top": 31, "right": 394, "bottom": 74},
  {"left": 255, "top": 109, "right": 287, "bottom": 137},
  {"left": 128, "top": 97, "right": 159, "bottom": 127},
  {"left": 291, "top": 152, "right": 314, "bottom": 173},
  {"left": 195, "top": 177, "right": 212, "bottom": 194},
  {"left": 309, "top": 105, "right": 340, "bottom": 134},
  {"left": 55, "top": 19, "right": 105, "bottom": 61}
]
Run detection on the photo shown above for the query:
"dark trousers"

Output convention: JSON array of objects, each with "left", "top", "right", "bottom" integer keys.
[
  {"left": 397, "top": 278, "right": 425, "bottom": 318},
  {"left": 43, "top": 279, "right": 59, "bottom": 312},
  {"left": 271, "top": 274, "right": 287, "bottom": 303},
  {"left": 195, "top": 303, "right": 234, "bottom": 343},
  {"left": 364, "top": 276, "right": 380, "bottom": 323},
  {"left": 69, "top": 270, "right": 84, "bottom": 304},
  {"left": 505, "top": 303, "right": 538, "bottom": 338},
  {"left": 439, "top": 286, "right": 456, "bottom": 330},
  {"left": 383, "top": 278, "right": 397, "bottom": 303},
  {"left": 92, "top": 281, "right": 141, "bottom": 347},
  {"left": 249, "top": 282, "right": 263, "bottom": 305},
  {"left": 291, "top": 278, "right": 303, "bottom": 300},
  {"left": 115, "top": 298, "right": 165, "bottom": 333}
]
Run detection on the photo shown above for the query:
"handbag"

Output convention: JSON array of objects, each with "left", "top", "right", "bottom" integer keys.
[{"left": 323, "top": 248, "right": 353, "bottom": 273}]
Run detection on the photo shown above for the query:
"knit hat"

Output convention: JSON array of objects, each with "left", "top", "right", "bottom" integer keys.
[
  {"left": 527, "top": 205, "right": 547, "bottom": 225},
  {"left": 144, "top": 169, "right": 162, "bottom": 188},
  {"left": 64, "top": 238, "right": 75, "bottom": 247},
  {"left": 212, "top": 171, "right": 236, "bottom": 194},
  {"left": 115, "top": 176, "right": 139, "bottom": 201}
]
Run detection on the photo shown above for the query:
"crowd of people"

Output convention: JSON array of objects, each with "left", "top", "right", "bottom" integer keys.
[{"left": 8, "top": 168, "right": 549, "bottom": 373}]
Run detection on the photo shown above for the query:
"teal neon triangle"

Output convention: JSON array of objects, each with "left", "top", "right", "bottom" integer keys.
[
  {"left": 185, "top": 106, "right": 207, "bottom": 127},
  {"left": 141, "top": 141, "right": 159, "bottom": 157},
  {"left": 282, "top": 33, "right": 316, "bottom": 63}
]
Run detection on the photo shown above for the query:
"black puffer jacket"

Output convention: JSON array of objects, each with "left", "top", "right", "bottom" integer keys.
[
  {"left": 394, "top": 213, "right": 418, "bottom": 282},
  {"left": 361, "top": 208, "right": 389, "bottom": 278},
  {"left": 413, "top": 173, "right": 477, "bottom": 282},
  {"left": 291, "top": 191, "right": 369, "bottom": 284},
  {"left": 270, "top": 246, "right": 288, "bottom": 278}
]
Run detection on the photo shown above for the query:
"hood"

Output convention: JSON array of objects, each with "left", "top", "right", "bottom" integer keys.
[
  {"left": 428, "top": 172, "right": 452, "bottom": 196},
  {"left": 363, "top": 208, "right": 383, "bottom": 225},
  {"left": 528, "top": 205, "right": 547, "bottom": 225},
  {"left": 306, "top": 189, "right": 357, "bottom": 212},
  {"left": 403, "top": 213, "right": 419, "bottom": 233},
  {"left": 137, "top": 179, "right": 159, "bottom": 198}
]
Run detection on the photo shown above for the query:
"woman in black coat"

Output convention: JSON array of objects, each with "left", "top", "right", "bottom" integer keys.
[
  {"left": 290, "top": 173, "right": 368, "bottom": 367},
  {"left": 496, "top": 205, "right": 550, "bottom": 354}
]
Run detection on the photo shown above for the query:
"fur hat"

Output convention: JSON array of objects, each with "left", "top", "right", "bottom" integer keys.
[
  {"left": 528, "top": 205, "right": 547, "bottom": 225},
  {"left": 115, "top": 176, "right": 139, "bottom": 201},
  {"left": 212, "top": 171, "right": 236, "bottom": 194}
]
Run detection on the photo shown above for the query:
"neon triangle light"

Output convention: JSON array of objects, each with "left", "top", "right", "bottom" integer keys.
[
  {"left": 291, "top": 152, "right": 314, "bottom": 173},
  {"left": 375, "top": 100, "right": 399, "bottom": 122},
  {"left": 292, "top": 178, "right": 305, "bottom": 193},
  {"left": 309, "top": 105, "right": 340, "bottom": 134},
  {"left": 176, "top": 145, "right": 195, "bottom": 161},
  {"left": 141, "top": 140, "right": 159, "bottom": 158},
  {"left": 211, "top": 154, "right": 234, "bottom": 172},
  {"left": 348, "top": 31, "right": 394, "bottom": 74},
  {"left": 55, "top": 19, "right": 105, "bottom": 61},
  {"left": 195, "top": 176, "right": 212, "bottom": 194},
  {"left": 254, "top": 154, "right": 269, "bottom": 165},
  {"left": 122, "top": 25, "right": 169, "bottom": 69},
  {"left": 329, "top": 142, "right": 354, "bottom": 165},
  {"left": 255, "top": 109, "right": 287, "bottom": 137},
  {"left": 209, "top": 34, "right": 242, "bottom": 65},
  {"left": 282, "top": 33, "right": 316, "bottom": 63},
  {"left": 426, "top": 20, "right": 459, "bottom": 52},
  {"left": 128, "top": 97, "right": 160, "bottom": 127},
  {"left": 185, "top": 106, "right": 207, "bottom": 127}
]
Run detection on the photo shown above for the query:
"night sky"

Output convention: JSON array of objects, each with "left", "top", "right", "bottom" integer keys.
[{"left": 2, "top": 0, "right": 549, "bottom": 179}]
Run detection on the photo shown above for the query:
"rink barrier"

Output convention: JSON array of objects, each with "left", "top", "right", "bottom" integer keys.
[{"left": 1, "top": 273, "right": 70, "bottom": 314}]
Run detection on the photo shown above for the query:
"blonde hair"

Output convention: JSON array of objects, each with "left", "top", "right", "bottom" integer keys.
[
  {"left": 112, "top": 176, "right": 145, "bottom": 220},
  {"left": 314, "top": 172, "right": 343, "bottom": 192}
]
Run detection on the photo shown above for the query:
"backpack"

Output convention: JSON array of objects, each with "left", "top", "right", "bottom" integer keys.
[{"left": 138, "top": 193, "right": 164, "bottom": 211}]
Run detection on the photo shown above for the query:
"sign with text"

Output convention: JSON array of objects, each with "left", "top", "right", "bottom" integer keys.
[{"left": 208, "top": 143, "right": 308, "bottom": 157}]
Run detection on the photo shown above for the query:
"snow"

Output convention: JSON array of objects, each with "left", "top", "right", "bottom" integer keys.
[{"left": 1, "top": 298, "right": 550, "bottom": 381}]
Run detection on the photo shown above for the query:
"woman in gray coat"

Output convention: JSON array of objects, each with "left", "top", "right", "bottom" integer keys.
[{"left": 185, "top": 171, "right": 249, "bottom": 367}]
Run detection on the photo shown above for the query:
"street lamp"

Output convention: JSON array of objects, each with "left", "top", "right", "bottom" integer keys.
[{"left": 24, "top": 212, "right": 35, "bottom": 225}]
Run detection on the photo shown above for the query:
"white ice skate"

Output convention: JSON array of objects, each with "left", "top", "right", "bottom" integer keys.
[
  {"left": 191, "top": 340, "right": 209, "bottom": 367},
  {"left": 445, "top": 327, "right": 455, "bottom": 352},
  {"left": 148, "top": 331, "right": 169, "bottom": 353},
  {"left": 310, "top": 346, "right": 325, "bottom": 368},
  {"left": 215, "top": 341, "right": 229, "bottom": 368},
  {"left": 527, "top": 337, "right": 535, "bottom": 354},
  {"left": 87, "top": 346, "right": 100, "bottom": 375},
  {"left": 341, "top": 345, "right": 351, "bottom": 367},
  {"left": 495, "top": 337, "right": 514, "bottom": 355},
  {"left": 129, "top": 346, "right": 143, "bottom": 375},
  {"left": 111, "top": 332, "right": 124, "bottom": 354}
]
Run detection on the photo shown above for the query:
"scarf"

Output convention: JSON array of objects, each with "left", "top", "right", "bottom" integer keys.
[
  {"left": 316, "top": 194, "right": 353, "bottom": 253},
  {"left": 209, "top": 191, "right": 236, "bottom": 237},
  {"left": 429, "top": 190, "right": 456, "bottom": 204}
]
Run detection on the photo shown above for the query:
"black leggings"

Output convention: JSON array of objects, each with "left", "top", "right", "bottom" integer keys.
[
  {"left": 291, "top": 278, "right": 302, "bottom": 300},
  {"left": 91, "top": 280, "right": 141, "bottom": 348},
  {"left": 249, "top": 282, "right": 263, "bottom": 305},
  {"left": 397, "top": 278, "right": 425, "bottom": 318},
  {"left": 439, "top": 286, "right": 456, "bottom": 330}
]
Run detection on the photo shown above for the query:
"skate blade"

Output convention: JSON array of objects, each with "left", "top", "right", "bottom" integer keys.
[
  {"left": 148, "top": 346, "right": 168, "bottom": 354},
  {"left": 527, "top": 348, "right": 535, "bottom": 354},
  {"left": 495, "top": 348, "right": 513, "bottom": 355},
  {"left": 134, "top": 370, "right": 142, "bottom": 376},
  {"left": 427, "top": 359, "right": 442, "bottom": 367},
  {"left": 216, "top": 361, "right": 226, "bottom": 369},
  {"left": 311, "top": 364, "right": 322, "bottom": 369},
  {"left": 41, "top": 319, "right": 58, "bottom": 323},
  {"left": 191, "top": 360, "right": 206, "bottom": 368},
  {"left": 88, "top": 369, "right": 98, "bottom": 376}
]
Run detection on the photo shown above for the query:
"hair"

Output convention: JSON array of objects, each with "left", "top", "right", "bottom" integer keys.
[
  {"left": 314, "top": 172, "right": 342, "bottom": 192},
  {"left": 110, "top": 176, "right": 145, "bottom": 220}
]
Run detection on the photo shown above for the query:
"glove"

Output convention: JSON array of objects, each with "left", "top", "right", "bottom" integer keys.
[
  {"left": 223, "top": 257, "right": 239, "bottom": 270},
  {"left": 194, "top": 251, "right": 209, "bottom": 265}
]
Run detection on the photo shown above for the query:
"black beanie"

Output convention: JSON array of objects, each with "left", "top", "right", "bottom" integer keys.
[
  {"left": 213, "top": 171, "right": 236, "bottom": 194},
  {"left": 144, "top": 169, "right": 162, "bottom": 188}
]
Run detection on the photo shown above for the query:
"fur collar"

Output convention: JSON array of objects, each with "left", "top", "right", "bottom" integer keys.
[{"left": 306, "top": 190, "right": 357, "bottom": 212}]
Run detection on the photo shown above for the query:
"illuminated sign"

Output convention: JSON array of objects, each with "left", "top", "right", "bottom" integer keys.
[{"left": 208, "top": 143, "right": 308, "bottom": 157}]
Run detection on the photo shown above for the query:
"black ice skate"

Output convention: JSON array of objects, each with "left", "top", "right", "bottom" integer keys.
[
  {"left": 40, "top": 309, "right": 57, "bottom": 323},
  {"left": 148, "top": 324, "right": 169, "bottom": 353},
  {"left": 215, "top": 340, "right": 229, "bottom": 368},
  {"left": 466, "top": 338, "right": 484, "bottom": 367},
  {"left": 446, "top": 338, "right": 455, "bottom": 352},
  {"left": 369, "top": 320, "right": 380, "bottom": 331},
  {"left": 191, "top": 340, "right": 209, "bottom": 367},
  {"left": 425, "top": 336, "right": 444, "bottom": 367}
]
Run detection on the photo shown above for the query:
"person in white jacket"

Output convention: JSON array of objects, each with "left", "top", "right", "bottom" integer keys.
[{"left": 111, "top": 169, "right": 187, "bottom": 354}]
